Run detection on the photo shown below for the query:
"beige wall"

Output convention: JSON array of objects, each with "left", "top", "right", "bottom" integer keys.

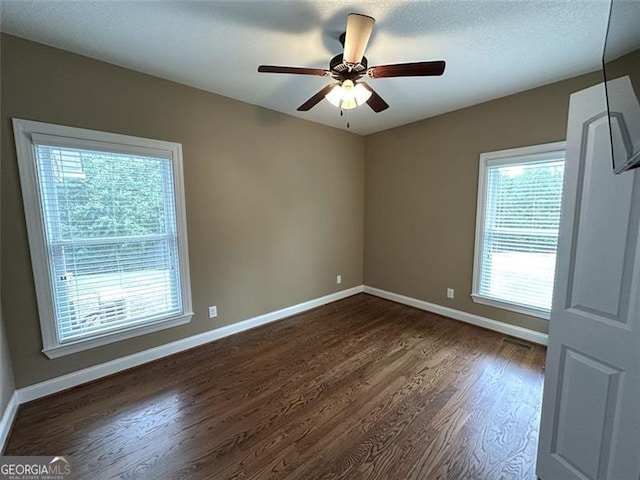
[
  {"left": 1, "top": 35, "right": 365, "bottom": 388},
  {"left": 0, "top": 32, "right": 609, "bottom": 391},
  {"left": 605, "top": 48, "right": 640, "bottom": 95},
  {"left": 0, "top": 33, "right": 16, "bottom": 432},
  {"left": 364, "top": 70, "right": 603, "bottom": 334}
]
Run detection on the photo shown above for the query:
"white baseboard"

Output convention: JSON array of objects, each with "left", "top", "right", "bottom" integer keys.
[
  {"left": 0, "top": 392, "right": 19, "bottom": 453},
  {"left": 10, "top": 284, "right": 544, "bottom": 418},
  {"left": 363, "top": 286, "right": 548, "bottom": 346},
  {"left": 18, "top": 285, "right": 364, "bottom": 404}
]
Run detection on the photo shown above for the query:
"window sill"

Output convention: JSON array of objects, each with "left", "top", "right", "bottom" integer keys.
[
  {"left": 470, "top": 294, "right": 550, "bottom": 320},
  {"left": 42, "top": 312, "right": 194, "bottom": 359}
]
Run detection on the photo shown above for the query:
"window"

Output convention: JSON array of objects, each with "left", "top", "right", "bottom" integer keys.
[
  {"left": 13, "top": 119, "right": 193, "bottom": 358},
  {"left": 472, "top": 142, "right": 566, "bottom": 319}
]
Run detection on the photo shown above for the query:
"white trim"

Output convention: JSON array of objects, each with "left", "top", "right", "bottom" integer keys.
[
  {"left": 17, "top": 286, "right": 364, "bottom": 403},
  {"left": 0, "top": 392, "right": 19, "bottom": 453},
  {"left": 29, "top": 132, "right": 175, "bottom": 160},
  {"left": 478, "top": 141, "right": 567, "bottom": 164},
  {"left": 4, "top": 283, "right": 545, "bottom": 423},
  {"left": 363, "top": 286, "right": 548, "bottom": 346},
  {"left": 470, "top": 293, "right": 549, "bottom": 320},
  {"left": 43, "top": 313, "right": 193, "bottom": 359},
  {"left": 11, "top": 118, "right": 193, "bottom": 358},
  {"left": 471, "top": 141, "right": 566, "bottom": 320}
]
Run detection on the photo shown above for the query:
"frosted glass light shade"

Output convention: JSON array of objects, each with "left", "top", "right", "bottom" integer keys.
[
  {"left": 340, "top": 80, "right": 357, "bottom": 110},
  {"left": 341, "top": 97, "right": 358, "bottom": 110},
  {"left": 325, "top": 85, "right": 342, "bottom": 107},
  {"left": 324, "top": 80, "right": 372, "bottom": 110},
  {"left": 354, "top": 83, "right": 372, "bottom": 105}
]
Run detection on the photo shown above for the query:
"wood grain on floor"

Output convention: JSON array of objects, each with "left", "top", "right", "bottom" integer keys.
[{"left": 5, "top": 293, "right": 546, "bottom": 480}]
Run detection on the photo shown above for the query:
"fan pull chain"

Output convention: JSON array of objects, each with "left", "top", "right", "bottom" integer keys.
[{"left": 339, "top": 109, "right": 350, "bottom": 129}]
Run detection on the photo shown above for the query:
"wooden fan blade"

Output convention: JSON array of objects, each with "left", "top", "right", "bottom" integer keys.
[
  {"left": 297, "top": 83, "right": 339, "bottom": 111},
  {"left": 343, "top": 13, "right": 375, "bottom": 64},
  {"left": 359, "top": 82, "right": 389, "bottom": 112},
  {"left": 367, "top": 61, "right": 446, "bottom": 78},
  {"left": 258, "top": 65, "right": 330, "bottom": 76}
]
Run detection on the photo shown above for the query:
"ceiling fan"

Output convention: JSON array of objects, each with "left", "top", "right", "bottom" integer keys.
[{"left": 257, "top": 13, "right": 446, "bottom": 114}]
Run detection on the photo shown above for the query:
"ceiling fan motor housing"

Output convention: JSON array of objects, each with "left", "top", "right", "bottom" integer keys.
[{"left": 330, "top": 54, "right": 368, "bottom": 80}]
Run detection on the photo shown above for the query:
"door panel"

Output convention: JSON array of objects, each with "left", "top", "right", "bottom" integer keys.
[
  {"left": 552, "top": 347, "right": 622, "bottom": 479},
  {"left": 568, "top": 115, "right": 635, "bottom": 322},
  {"left": 537, "top": 82, "right": 640, "bottom": 480}
]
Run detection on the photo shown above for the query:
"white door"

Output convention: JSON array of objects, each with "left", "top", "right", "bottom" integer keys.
[{"left": 537, "top": 82, "right": 640, "bottom": 479}]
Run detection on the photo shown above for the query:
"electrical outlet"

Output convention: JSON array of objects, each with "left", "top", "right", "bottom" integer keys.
[
  {"left": 447, "top": 288, "right": 455, "bottom": 299},
  {"left": 337, "top": 275, "right": 342, "bottom": 284},
  {"left": 208, "top": 306, "right": 218, "bottom": 318}
]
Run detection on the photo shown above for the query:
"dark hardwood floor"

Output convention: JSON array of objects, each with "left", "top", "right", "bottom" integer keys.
[{"left": 5, "top": 294, "right": 546, "bottom": 479}]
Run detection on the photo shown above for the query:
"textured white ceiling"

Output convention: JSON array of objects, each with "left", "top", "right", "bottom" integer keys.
[{"left": 1, "top": 0, "right": 612, "bottom": 135}]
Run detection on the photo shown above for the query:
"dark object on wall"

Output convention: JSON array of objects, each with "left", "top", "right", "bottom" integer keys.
[{"left": 603, "top": 0, "right": 640, "bottom": 174}]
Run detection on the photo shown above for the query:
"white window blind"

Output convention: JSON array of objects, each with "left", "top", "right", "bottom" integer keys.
[
  {"left": 13, "top": 119, "right": 192, "bottom": 358},
  {"left": 472, "top": 143, "right": 566, "bottom": 319}
]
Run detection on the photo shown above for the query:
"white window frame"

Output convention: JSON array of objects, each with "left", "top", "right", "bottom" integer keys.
[
  {"left": 471, "top": 141, "right": 566, "bottom": 320},
  {"left": 12, "top": 118, "right": 193, "bottom": 358}
]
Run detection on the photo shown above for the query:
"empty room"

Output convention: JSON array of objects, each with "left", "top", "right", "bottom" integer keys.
[{"left": 1, "top": 1, "right": 639, "bottom": 479}]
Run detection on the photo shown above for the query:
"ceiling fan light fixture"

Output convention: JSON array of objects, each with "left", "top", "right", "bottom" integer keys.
[{"left": 325, "top": 80, "right": 372, "bottom": 110}]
